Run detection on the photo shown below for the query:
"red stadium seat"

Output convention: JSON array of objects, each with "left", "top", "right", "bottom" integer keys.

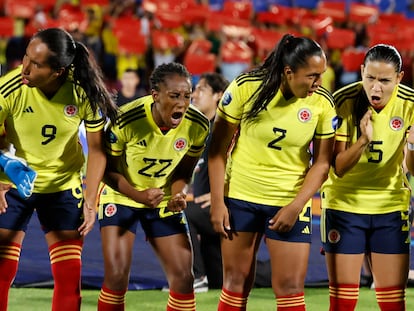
[
  {"left": 326, "top": 27, "right": 356, "bottom": 50},
  {"left": 206, "top": 11, "right": 252, "bottom": 38},
  {"left": 317, "top": 1, "right": 346, "bottom": 24},
  {"left": 57, "top": 4, "right": 87, "bottom": 32},
  {"left": 349, "top": 3, "right": 379, "bottom": 24},
  {"left": 184, "top": 52, "right": 216, "bottom": 75},
  {"left": 220, "top": 39, "right": 253, "bottom": 63},
  {"left": 151, "top": 30, "right": 184, "bottom": 50},
  {"left": 222, "top": 1, "right": 253, "bottom": 20},
  {"left": 341, "top": 49, "right": 366, "bottom": 72},
  {"left": 5, "top": 0, "right": 36, "bottom": 19},
  {"left": 112, "top": 16, "right": 146, "bottom": 55},
  {"left": 81, "top": 0, "right": 109, "bottom": 6},
  {"left": 251, "top": 28, "right": 284, "bottom": 60},
  {"left": 186, "top": 39, "right": 212, "bottom": 55},
  {"left": 0, "top": 16, "right": 14, "bottom": 37}
]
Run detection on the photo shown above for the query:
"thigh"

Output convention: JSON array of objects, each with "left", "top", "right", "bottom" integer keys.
[
  {"left": 150, "top": 233, "right": 193, "bottom": 275},
  {"left": 221, "top": 231, "right": 262, "bottom": 275},
  {"left": 100, "top": 225, "right": 136, "bottom": 269},
  {"left": 370, "top": 253, "right": 409, "bottom": 288},
  {"left": 267, "top": 239, "right": 310, "bottom": 293},
  {"left": 325, "top": 253, "right": 365, "bottom": 284}
]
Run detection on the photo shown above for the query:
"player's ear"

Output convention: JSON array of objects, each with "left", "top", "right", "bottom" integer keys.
[
  {"left": 151, "top": 89, "right": 159, "bottom": 102},
  {"left": 54, "top": 67, "right": 65, "bottom": 78}
]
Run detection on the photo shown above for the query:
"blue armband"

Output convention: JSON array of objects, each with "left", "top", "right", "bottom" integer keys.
[{"left": 0, "top": 152, "right": 37, "bottom": 199}]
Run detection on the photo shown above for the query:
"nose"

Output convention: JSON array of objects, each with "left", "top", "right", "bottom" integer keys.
[
  {"left": 22, "top": 55, "right": 30, "bottom": 75},
  {"left": 312, "top": 76, "right": 322, "bottom": 89},
  {"left": 371, "top": 81, "right": 381, "bottom": 91}
]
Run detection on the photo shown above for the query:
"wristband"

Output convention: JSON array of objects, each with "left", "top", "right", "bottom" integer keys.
[{"left": 408, "top": 142, "right": 414, "bottom": 151}]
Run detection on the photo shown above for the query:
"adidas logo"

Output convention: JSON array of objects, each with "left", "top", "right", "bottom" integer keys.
[
  {"left": 23, "top": 106, "right": 34, "bottom": 113},
  {"left": 301, "top": 226, "right": 311, "bottom": 234},
  {"left": 137, "top": 139, "right": 147, "bottom": 147}
]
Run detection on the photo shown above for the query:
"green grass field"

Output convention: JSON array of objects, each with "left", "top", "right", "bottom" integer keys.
[{"left": 7, "top": 286, "right": 414, "bottom": 310}]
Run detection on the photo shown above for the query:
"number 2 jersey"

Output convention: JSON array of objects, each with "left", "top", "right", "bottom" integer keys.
[
  {"left": 99, "top": 95, "right": 209, "bottom": 209},
  {"left": 321, "top": 82, "right": 414, "bottom": 214},
  {"left": 0, "top": 66, "right": 104, "bottom": 193},
  {"left": 218, "top": 72, "right": 336, "bottom": 206}
]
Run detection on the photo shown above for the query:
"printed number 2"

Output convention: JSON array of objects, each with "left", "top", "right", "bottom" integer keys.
[
  {"left": 42, "top": 125, "right": 57, "bottom": 145},
  {"left": 267, "top": 127, "right": 286, "bottom": 150}
]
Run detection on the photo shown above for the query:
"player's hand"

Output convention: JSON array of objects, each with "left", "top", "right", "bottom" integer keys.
[
  {"left": 0, "top": 152, "right": 37, "bottom": 199},
  {"left": 166, "top": 192, "right": 187, "bottom": 212},
  {"left": 137, "top": 188, "right": 164, "bottom": 208},
  {"left": 0, "top": 183, "right": 11, "bottom": 214},
  {"left": 78, "top": 201, "right": 96, "bottom": 236},
  {"left": 268, "top": 203, "right": 301, "bottom": 233},
  {"left": 408, "top": 123, "right": 414, "bottom": 145},
  {"left": 210, "top": 202, "right": 232, "bottom": 239},
  {"left": 194, "top": 193, "right": 211, "bottom": 209},
  {"left": 359, "top": 110, "right": 373, "bottom": 145}
]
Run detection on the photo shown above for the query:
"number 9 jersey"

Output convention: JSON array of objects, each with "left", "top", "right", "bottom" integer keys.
[{"left": 0, "top": 66, "right": 104, "bottom": 193}]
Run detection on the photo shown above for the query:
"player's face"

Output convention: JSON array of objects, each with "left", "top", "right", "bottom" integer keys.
[
  {"left": 361, "top": 60, "right": 403, "bottom": 110},
  {"left": 21, "top": 38, "right": 63, "bottom": 95},
  {"left": 282, "top": 55, "right": 326, "bottom": 99},
  {"left": 151, "top": 74, "right": 192, "bottom": 129},
  {"left": 192, "top": 78, "right": 219, "bottom": 118}
]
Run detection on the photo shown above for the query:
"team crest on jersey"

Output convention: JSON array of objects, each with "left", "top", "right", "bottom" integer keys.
[
  {"left": 332, "top": 116, "right": 339, "bottom": 130},
  {"left": 64, "top": 104, "right": 78, "bottom": 117},
  {"left": 389, "top": 117, "right": 403, "bottom": 131},
  {"left": 327, "top": 229, "right": 340, "bottom": 244},
  {"left": 221, "top": 91, "right": 232, "bottom": 106},
  {"left": 104, "top": 203, "right": 117, "bottom": 217},
  {"left": 298, "top": 108, "right": 312, "bottom": 122},
  {"left": 174, "top": 138, "right": 187, "bottom": 151},
  {"left": 107, "top": 130, "right": 118, "bottom": 143}
]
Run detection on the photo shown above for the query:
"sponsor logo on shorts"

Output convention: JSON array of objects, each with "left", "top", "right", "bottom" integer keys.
[
  {"left": 328, "top": 229, "right": 340, "bottom": 243},
  {"left": 104, "top": 204, "right": 117, "bottom": 217}
]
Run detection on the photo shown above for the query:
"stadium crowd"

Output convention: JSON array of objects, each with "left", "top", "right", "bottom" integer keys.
[{"left": 1, "top": 0, "right": 414, "bottom": 96}]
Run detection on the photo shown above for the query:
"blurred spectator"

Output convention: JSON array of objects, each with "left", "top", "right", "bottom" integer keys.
[{"left": 115, "top": 68, "right": 147, "bottom": 106}]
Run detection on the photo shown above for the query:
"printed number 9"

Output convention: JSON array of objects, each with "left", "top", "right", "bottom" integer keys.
[{"left": 42, "top": 125, "right": 57, "bottom": 145}]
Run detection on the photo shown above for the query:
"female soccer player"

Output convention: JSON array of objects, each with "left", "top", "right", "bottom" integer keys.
[
  {"left": 208, "top": 34, "right": 336, "bottom": 310},
  {"left": 321, "top": 44, "right": 413, "bottom": 310},
  {"left": 97, "top": 62, "right": 209, "bottom": 311},
  {"left": 0, "top": 28, "right": 118, "bottom": 311}
]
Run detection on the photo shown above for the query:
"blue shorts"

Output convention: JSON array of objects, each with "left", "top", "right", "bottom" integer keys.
[
  {"left": 99, "top": 203, "right": 189, "bottom": 238},
  {"left": 321, "top": 209, "right": 411, "bottom": 254},
  {"left": 225, "top": 197, "right": 312, "bottom": 243},
  {"left": 0, "top": 186, "right": 83, "bottom": 233}
]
